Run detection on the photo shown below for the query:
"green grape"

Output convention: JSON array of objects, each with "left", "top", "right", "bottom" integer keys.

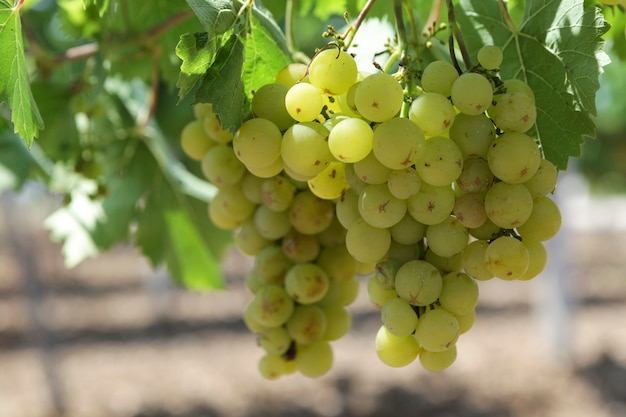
[
  {"left": 455, "top": 157, "right": 494, "bottom": 193},
  {"left": 308, "top": 48, "right": 358, "bottom": 95},
  {"left": 385, "top": 240, "right": 420, "bottom": 265},
  {"left": 395, "top": 260, "right": 442, "bottom": 306},
  {"left": 358, "top": 183, "right": 407, "bottom": 228},
  {"left": 275, "top": 62, "right": 308, "bottom": 87},
  {"left": 353, "top": 151, "right": 393, "bottom": 184},
  {"left": 289, "top": 190, "right": 334, "bottom": 235},
  {"left": 374, "top": 259, "right": 401, "bottom": 290},
  {"left": 449, "top": 113, "right": 496, "bottom": 158},
  {"left": 261, "top": 175, "right": 296, "bottom": 212},
  {"left": 243, "top": 300, "right": 266, "bottom": 333},
  {"left": 254, "top": 245, "right": 293, "bottom": 285},
  {"left": 245, "top": 270, "right": 263, "bottom": 294},
  {"left": 284, "top": 82, "right": 324, "bottom": 122},
  {"left": 367, "top": 274, "right": 398, "bottom": 308},
  {"left": 453, "top": 192, "right": 487, "bottom": 229},
  {"left": 523, "top": 159, "right": 558, "bottom": 196},
  {"left": 251, "top": 83, "right": 296, "bottom": 131},
  {"left": 484, "top": 181, "right": 533, "bottom": 229},
  {"left": 284, "top": 263, "right": 330, "bottom": 304},
  {"left": 354, "top": 73, "right": 404, "bottom": 122},
  {"left": 487, "top": 132, "right": 541, "bottom": 184},
  {"left": 477, "top": 45, "right": 503, "bottom": 70},
  {"left": 281, "top": 229, "right": 321, "bottom": 263},
  {"left": 345, "top": 217, "right": 391, "bottom": 264},
  {"left": 208, "top": 200, "right": 242, "bottom": 230},
  {"left": 382, "top": 298, "right": 419, "bottom": 338},
  {"left": 414, "top": 308, "right": 460, "bottom": 352},
  {"left": 180, "top": 119, "right": 214, "bottom": 160},
  {"left": 317, "top": 216, "right": 347, "bottom": 248},
  {"left": 344, "top": 163, "right": 367, "bottom": 195},
  {"left": 281, "top": 121, "right": 332, "bottom": 178},
  {"left": 328, "top": 117, "right": 374, "bottom": 162},
  {"left": 254, "top": 205, "right": 292, "bottom": 240},
  {"left": 420, "top": 60, "right": 459, "bottom": 97},
  {"left": 518, "top": 240, "right": 547, "bottom": 281},
  {"left": 451, "top": 73, "right": 493, "bottom": 115},
  {"left": 491, "top": 92, "right": 537, "bottom": 133},
  {"left": 247, "top": 157, "right": 284, "bottom": 179},
  {"left": 408, "top": 92, "right": 456, "bottom": 137},
  {"left": 295, "top": 340, "right": 334, "bottom": 378},
  {"left": 322, "top": 305, "right": 352, "bottom": 341},
  {"left": 307, "top": 161, "right": 349, "bottom": 200},
  {"left": 203, "top": 111, "right": 233, "bottom": 144},
  {"left": 462, "top": 239, "right": 494, "bottom": 281},
  {"left": 286, "top": 304, "right": 327, "bottom": 345},
  {"left": 258, "top": 353, "right": 290, "bottom": 380},
  {"left": 469, "top": 217, "right": 501, "bottom": 241},
  {"left": 455, "top": 310, "right": 476, "bottom": 334},
  {"left": 251, "top": 285, "right": 296, "bottom": 327},
  {"left": 424, "top": 249, "right": 463, "bottom": 275},
  {"left": 259, "top": 326, "right": 292, "bottom": 356},
  {"left": 387, "top": 167, "right": 421, "bottom": 199},
  {"left": 233, "top": 118, "right": 283, "bottom": 168},
  {"left": 407, "top": 183, "right": 456, "bottom": 225},
  {"left": 282, "top": 163, "right": 311, "bottom": 182},
  {"left": 337, "top": 81, "right": 361, "bottom": 117},
  {"left": 201, "top": 144, "right": 245, "bottom": 187},
  {"left": 336, "top": 189, "right": 360, "bottom": 229},
  {"left": 417, "top": 136, "right": 463, "bottom": 186},
  {"left": 317, "top": 245, "right": 357, "bottom": 282},
  {"left": 425, "top": 216, "right": 469, "bottom": 257},
  {"left": 499, "top": 78, "right": 535, "bottom": 103},
  {"left": 419, "top": 345, "right": 457, "bottom": 372},
  {"left": 438, "top": 272, "right": 479, "bottom": 315},
  {"left": 234, "top": 218, "right": 272, "bottom": 256},
  {"left": 193, "top": 103, "right": 213, "bottom": 120},
  {"left": 516, "top": 195, "right": 561, "bottom": 241},
  {"left": 336, "top": 275, "right": 359, "bottom": 306},
  {"left": 484, "top": 236, "right": 530, "bottom": 280},
  {"left": 212, "top": 185, "right": 256, "bottom": 223},
  {"left": 240, "top": 172, "right": 265, "bottom": 204},
  {"left": 390, "top": 214, "right": 426, "bottom": 245},
  {"left": 375, "top": 325, "right": 421, "bottom": 367},
  {"left": 372, "top": 117, "right": 426, "bottom": 169}
]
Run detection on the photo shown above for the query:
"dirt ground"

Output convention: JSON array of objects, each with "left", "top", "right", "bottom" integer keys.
[{"left": 0, "top": 190, "right": 625, "bottom": 417}]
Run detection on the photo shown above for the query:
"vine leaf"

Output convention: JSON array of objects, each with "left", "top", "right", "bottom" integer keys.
[
  {"left": 0, "top": 0, "right": 44, "bottom": 146},
  {"left": 457, "top": 0, "right": 610, "bottom": 170}
]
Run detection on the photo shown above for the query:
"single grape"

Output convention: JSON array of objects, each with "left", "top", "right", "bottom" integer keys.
[
  {"left": 254, "top": 204, "right": 292, "bottom": 240},
  {"left": 261, "top": 175, "right": 296, "bottom": 212},
  {"left": 201, "top": 144, "right": 246, "bottom": 187},
  {"left": 453, "top": 192, "right": 488, "bottom": 229},
  {"left": 251, "top": 83, "right": 296, "bottom": 131},
  {"left": 407, "top": 183, "right": 456, "bottom": 225},
  {"left": 308, "top": 48, "right": 358, "bottom": 95},
  {"left": 285, "top": 82, "right": 324, "bottom": 122},
  {"left": 523, "top": 158, "right": 558, "bottom": 196},
  {"left": 192, "top": 103, "right": 213, "bottom": 120},
  {"left": 419, "top": 345, "right": 457, "bottom": 372},
  {"left": 180, "top": 119, "right": 214, "bottom": 160},
  {"left": 308, "top": 161, "right": 349, "bottom": 200},
  {"left": 258, "top": 326, "right": 292, "bottom": 356},
  {"left": 286, "top": 304, "right": 327, "bottom": 345},
  {"left": 499, "top": 78, "right": 535, "bottom": 102},
  {"left": 416, "top": 136, "right": 463, "bottom": 186},
  {"left": 354, "top": 73, "right": 404, "bottom": 122},
  {"left": 484, "top": 181, "right": 533, "bottom": 229},
  {"left": 367, "top": 274, "right": 398, "bottom": 308},
  {"left": 317, "top": 216, "right": 348, "bottom": 248},
  {"left": 516, "top": 195, "right": 561, "bottom": 241},
  {"left": 421, "top": 60, "right": 459, "bottom": 97},
  {"left": 390, "top": 214, "right": 426, "bottom": 245},
  {"left": 353, "top": 151, "right": 393, "bottom": 184},
  {"left": 449, "top": 113, "right": 496, "bottom": 158},
  {"left": 414, "top": 308, "right": 460, "bottom": 352},
  {"left": 372, "top": 117, "right": 426, "bottom": 170},
  {"left": 234, "top": 218, "right": 272, "bottom": 256},
  {"left": 284, "top": 263, "right": 330, "bottom": 304},
  {"left": 250, "top": 285, "right": 295, "bottom": 327},
  {"left": 241, "top": 171, "right": 265, "bottom": 204},
  {"left": 346, "top": 217, "right": 391, "bottom": 264},
  {"left": 491, "top": 92, "right": 537, "bottom": 133},
  {"left": 461, "top": 240, "right": 494, "bottom": 281},
  {"left": 254, "top": 244, "right": 293, "bottom": 285},
  {"left": 425, "top": 216, "right": 469, "bottom": 257},
  {"left": 281, "top": 121, "right": 332, "bottom": 178},
  {"left": 387, "top": 167, "right": 421, "bottom": 199},
  {"left": 258, "top": 353, "right": 290, "bottom": 380},
  {"left": 438, "top": 272, "right": 479, "bottom": 315},
  {"left": 295, "top": 341, "right": 334, "bottom": 378},
  {"left": 451, "top": 73, "right": 493, "bottom": 115},
  {"left": 203, "top": 111, "right": 233, "bottom": 144},
  {"left": 289, "top": 190, "right": 334, "bottom": 235},
  {"left": 484, "top": 236, "right": 530, "bottom": 280},
  {"left": 246, "top": 157, "right": 284, "bottom": 179},
  {"left": 455, "top": 157, "right": 494, "bottom": 193},
  {"left": 477, "top": 45, "right": 503, "bottom": 70},
  {"left": 275, "top": 62, "right": 308, "bottom": 87},
  {"left": 281, "top": 229, "right": 321, "bottom": 263},
  {"left": 328, "top": 117, "right": 373, "bottom": 162},
  {"left": 336, "top": 189, "right": 360, "bottom": 229},
  {"left": 408, "top": 92, "right": 456, "bottom": 137},
  {"left": 487, "top": 132, "right": 541, "bottom": 184},
  {"left": 211, "top": 185, "right": 256, "bottom": 224},
  {"left": 382, "top": 297, "right": 419, "bottom": 338},
  {"left": 455, "top": 310, "right": 476, "bottom": 334},
  {"left": 518, "top": 240, "right": 547, "bottom": 281},
  {"left": 208, "top": 199, "right": 242, "bottom": 230},
  {"left": 395, "top": 259, "right": 442, "bottom": 306},
  {"left": 375, "top": 325, "right": 421, "bottom": 367},
  {"left": 358, "top": 183, "right": 407, "bottom": 228},
  {"left": 322, "top": 305, "right": 352, "bottom": 341},
  {"left": 316, "top": 245, "right": 357, "bottom": 282}
]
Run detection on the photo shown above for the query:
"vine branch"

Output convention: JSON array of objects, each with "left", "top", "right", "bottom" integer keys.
[
  {"left": 343, "top": 0, "right": 377, "bottom": 49},
  {"left": 445, "top": 0, "right": 472, "bottom": 72}
]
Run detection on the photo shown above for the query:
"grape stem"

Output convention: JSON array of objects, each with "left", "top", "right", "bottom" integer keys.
[
  {"left": 445, "top": 0, "right": 472, "bottom": 72},
  {"left": 498, "top": 0, "right": 519, "bottom": 35},
  {"left": 343, "top": 0, "right": 377, "bottom": 49}
]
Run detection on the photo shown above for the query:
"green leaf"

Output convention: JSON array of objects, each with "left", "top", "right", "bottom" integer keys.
[
  {"left": 186, "top": 0, "right": 237, "bottom": 34},
  {"left": 0, "top": 0, "right": 44, "bottom": 145},
  {"left": 457, "top": 0, "right": 610, "bottom": 169},
  {"left": 176, "top": 32, "right": 220, "bottom": 102}
]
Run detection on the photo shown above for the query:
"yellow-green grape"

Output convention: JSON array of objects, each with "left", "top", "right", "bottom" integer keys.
[
  {"left": 484, "top": 236, "right": 530, "bottom": 280},
  {"left": 247, "top": 157, "right": 284, "bottom": 179},
  {"left": 456, "top": 157, "right": 494, "bottom": 193},
  {"left": 518, "top": 240, "right": 547, "bottom": 281},
  {"left": 258, "top": 353, "right": 289, "bottom": 380},
  {"left": 385, "top": 240, "right": 420, "bottom": 265},
  {"left": 516, "top": 195, "right": 562, "bottom": 241},
  {"left": 407, "top": 183, "right": 456, "bottom": 225},
  {"left": 245, "top": 270, "right": 263, "bottom": 294},
  {"left": 438, "top": 272, "right": 478, "bottom": 316},
  {"left": 241, "top": 171, "right": 265, "bottom": 204},
  {"left": 282, "top": 163, "right": 312, "bottom": 182},
  {"left": 261, "top": 175, "right": 296, "bottom": 212},
  {"left": 201, "top": 144, "right": 246, "bottom": 187},
  {"left": 317, "top": 245, "right": 357, "bottom": 282},
  {"left": 317, "top": 216, "right": 348, "bottom": 248},
  {"left": 275, "top": 62, "right": 308, "bottom": 87},
  {"left": 180, "top": 119, "right": 215, "bottom": 160},
  {"left": 382, "top": 298, "right": 419, "bottom": 338},
  {"left": 425, "top": 216, "right": 469, "bottom": 257},
  {"left": 421, "top": 60, "right": 459, "bottom": 97},
  {"left": 322, "top": 305, "right": 352, "bottom": 341},
  {"left": 285, "top": 82, "right": 324, "bottom": 122},
  {"left": 419, "top": 345, "right": 457, "bottom": 372},
  {"left": 193, "top": 103, "right": 213, "bottom": 120},
  {"left": 487, "top": 132, "right": 541, "bottom": 184},
  {"left": 408, "top": 92, "right": 456, "bottom": 137},
  {"left": 455, "top": 310, "right": 476, "bottom": 334},
  {"left": 286, "top": 304, "right": 327, "bottom": 345},
  {"left": 336, "top": 275, "right": 360, "bottom": 306},
  {"left": 211, "top": 185, "right": 256, "bottom": 223},
  {"left": 414, "top": 308, "right": 460, "bottom": 352},
  {"left": 451, "top": 73, "right": 493, "bottom": 115},
  {"left": 235, "top": 218, "right": 272, "bottom": 256},
  {"left": 208, "top": 200, "right": 242, "bottom": 230},
  {"left": 372, "top": 117, "right": 426, "bottom": 169},
  {"left": 387, "top": 167, "right": 421, "bottom": 200},
  {"left": 469, "top": 217, "right": 501, "bottom": 241},
  {"left": 462, "top": 240, "right": 494, "bottom": 281},
  {"left": 344, "top": 162, "right": 367, "bottom": 195},
  {"left": 477, "top": 45, "right": 503, "bottom": 70},
  {"left": 346, "top": 217, "right": 391, "bottom": 264},
  {"left": 281, "top": 229, "right": 321, "bottom": 263},
  {"left": 251, "top": 285, "right": 296, "bottom": 327},
  {"left": 491, "top": 92, "right": 537, "bottom": 133},
  {"left": 295, "top": 340, "right": 334, "bottom": 378},
  {"left": 353, "top": 151, "right": 393, "bottom": 184},
  {"left": 500, "top": 78, "right": 536, "bottom": 102},
  {"left": 424, "top": 249, "right": 463, "bottom": 275},
  {"left": 395, "top": 260, "right": 442, "bottom": 306},
  {"left": 328, "top": 117, "right": 374, "bottom": 162},
  {"left": 289, "top": 190, "right": 334, "bottom": 235},
  {"left": 337, "top": 82, "right": 361, "bottom": 117},
  {"left": 243, "top": 300, "right": 266, "bottom": 333},
  {"left": 358, "top": 184, "right": 407, "bottom": 228},
  {"left": 453, "top": 192, "right": 487, "bottom": 229},
  {"left": 417, "top": 136, "right": 463, "bottom": 186},
  {"left": 523, "top": 159, "right": 558, "bottom": 196},
  {"left": 259, "top": 326, "right": 292, "bottom": 356},
  {"left": 284, "top": 263, "right": 330, "bottom": 304},
  {"left": 354, "top": 73, "right": 404, "bottom": 122},
  {"left": 251, "top": 83, "right": 296, "bottom": 131},
  {"left": 308, "top": 48, "right": 358, "bottom": 95},
  {"left": 375, "top": 325, "right": 421, "bottom": 367},
  {"left": 367, "top": 274, "right": 397, "bottom": 308},
  {"left": 485, "top": 182, "right": 533, "bottom": 229},
  {"left": 449, "top": 113, "right": 496, "bottom": 158},
  {"left": 336, "top": 189, "right": 360, "bottom": 229},
  {"left": 390, "top": 214, "right": 426, "bottom": 245},
  {"left": 203, "top": 111, "right": 233, "bottom": 144},
  {"left": 281, "top": 121, "right": 332, "bottom": 178},
  {"left": 254, "top": 205, "right": 292, "bottom": 240},
  {"left": 307, "top": 161, "right": 349, "bottom": 200},
  {"left": 254, "top": 245, "right": 292, "bottom": 285}
]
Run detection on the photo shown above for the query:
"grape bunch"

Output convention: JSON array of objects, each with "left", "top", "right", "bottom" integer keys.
[{"left": 179, "top": 43, "right": 561, "bottom": 377}]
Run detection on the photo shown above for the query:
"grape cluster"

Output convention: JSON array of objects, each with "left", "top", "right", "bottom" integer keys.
[{"left": 179, "top": 43, "right": 561, "bottom": 377}]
